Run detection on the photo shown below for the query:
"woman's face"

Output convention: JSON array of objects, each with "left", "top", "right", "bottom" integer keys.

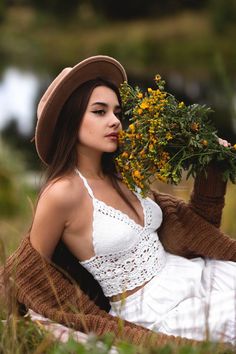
[{"left": 77, "top": 85, "right": 122, "bottom": 154}]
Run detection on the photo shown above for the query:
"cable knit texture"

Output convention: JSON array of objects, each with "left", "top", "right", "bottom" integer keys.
[{"left": 0, "top": 165, "right": 235, "bottom": 348}]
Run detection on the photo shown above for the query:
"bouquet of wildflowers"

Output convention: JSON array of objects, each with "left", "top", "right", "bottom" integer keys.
[{"left": 115, "top": 75, "right": 236, "bottom": 196}]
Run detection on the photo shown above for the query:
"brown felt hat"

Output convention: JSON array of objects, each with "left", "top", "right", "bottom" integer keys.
[{"left": 35, "top": 55, "right": 127, "bottom": 165}]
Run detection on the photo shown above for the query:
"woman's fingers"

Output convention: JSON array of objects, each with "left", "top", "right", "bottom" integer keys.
[{"left": 218, "top": 137, "right": 231, "bottom": 147}]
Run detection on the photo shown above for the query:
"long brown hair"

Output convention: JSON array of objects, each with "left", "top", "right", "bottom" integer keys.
[{"left": 40, "top": 77, "right": 137, "bottom": 215}]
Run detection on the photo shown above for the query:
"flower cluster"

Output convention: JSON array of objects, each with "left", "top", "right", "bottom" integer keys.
[{"left": 115, "top": 76, "right": 236, "bottom": 196}]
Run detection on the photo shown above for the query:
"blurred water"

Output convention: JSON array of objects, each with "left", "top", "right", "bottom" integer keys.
[{"left": 0, "top": 67, "right": 40, "bottom": 136}]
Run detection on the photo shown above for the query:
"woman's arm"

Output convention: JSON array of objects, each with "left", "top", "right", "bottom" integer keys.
[
  {"left": 30, "top": 179, "right": 76, "bottom": 259},
  {"left": 189, "top": 163, "right": 227, "bottom": 228},
  {"left": 0, "top": 236, "right": 199, "bottom": 348},
  {"left": 189, "top": 138, "right": 231, "bottom": 228},
  {"left": 153, "top": 190, "right": 236, "bottom": 260}
]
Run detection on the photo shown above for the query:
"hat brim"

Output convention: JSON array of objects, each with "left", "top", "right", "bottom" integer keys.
[{"left": 35, "top": 55, "right": 127, "bottom": 165}]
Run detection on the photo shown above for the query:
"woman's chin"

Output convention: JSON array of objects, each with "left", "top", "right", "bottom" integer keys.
[{"left": 103, "top": 145, "right": 118, "bottom": 153}]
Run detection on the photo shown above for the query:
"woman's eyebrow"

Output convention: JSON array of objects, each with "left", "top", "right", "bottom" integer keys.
[
  {"left": 91, "top": 102, "right": 121, "bottom": 109},
  {"left": 91, "top": 102, "right": 108, "bottom": 107}
]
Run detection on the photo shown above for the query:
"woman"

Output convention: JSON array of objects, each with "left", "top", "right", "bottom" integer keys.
[{"left": 2, "top": 55, "right": 236, "bottom": 347}]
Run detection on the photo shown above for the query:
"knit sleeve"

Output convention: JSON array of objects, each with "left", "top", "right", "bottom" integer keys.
[
  {"left": 189, "top": 163, "right": 227, "bottom": 228},
  {"left": 154, "top": 192, "right": 236, "bottom": 261},
  {"left": 0, "top": 235, "right": 198, "bottom": 348}
]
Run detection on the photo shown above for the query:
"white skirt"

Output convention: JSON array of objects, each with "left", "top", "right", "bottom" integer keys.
[{"left": 109, "top": 253, "right": 236, "bottom": 344}]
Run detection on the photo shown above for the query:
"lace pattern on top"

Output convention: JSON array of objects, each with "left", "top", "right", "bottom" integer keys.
[{"left": 81, "top": 231, "right": 166, "bottom": 297}]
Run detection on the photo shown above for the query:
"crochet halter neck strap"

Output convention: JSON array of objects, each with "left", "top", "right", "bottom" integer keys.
[{"left": 74, "top": 168, "right": 94, "bottom": 198}]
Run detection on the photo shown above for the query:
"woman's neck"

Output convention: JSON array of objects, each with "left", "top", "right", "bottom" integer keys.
[{"left": 76, "top": 149, "right": 105, "bottom": 180}]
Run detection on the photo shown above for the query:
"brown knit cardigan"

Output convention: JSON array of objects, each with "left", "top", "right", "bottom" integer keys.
[{"left": 1, "top": 165, "right": 236, "bottom": 348}]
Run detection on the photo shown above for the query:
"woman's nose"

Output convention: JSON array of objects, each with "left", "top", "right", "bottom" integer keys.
[{"left": 109, "top": 113, "right": 121, "bottom": 127}]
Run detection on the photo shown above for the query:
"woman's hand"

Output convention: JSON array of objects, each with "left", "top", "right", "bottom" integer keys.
[{"left": 218, "top": 137, "right": 231, "bottom": 147}]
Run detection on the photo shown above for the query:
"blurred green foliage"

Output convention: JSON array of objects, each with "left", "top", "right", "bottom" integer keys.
[
  {"left": 1, "top": 119, "right": 38, "bottom": 170},
  {"left": 3, "top": 0, "right": 236, "bottom": 30},
  {"left": 0, "top": 169, "right": 18, "bottom": 217},
  {"left": 1, "top": 0, "right": 208, "bottom": 22},
  {"left": 0, "top": 140, "right": 22, "bottom": 217},
  {"left": 0, "top": 316, "right": 49, "bottom": 353},
  {"left": 27, "top": 0, "right": 81, "bottom": 20},
  {"left": 90, "top": 0, "right": 150, "bottom": 20},
  {"left": 0, "top": 316, "right": 235, "bottom": 354},
  {"left": 0, "top": 0, "right": 6, "bottom": 23},
  {"left": 0, "top": 139, "right": 36, "bottom": 218},
  {"left": 209, "top": 0, "right": 236, "bottom": 33},
  {"left": 35, "top": 0, "right": 206, "bottom": 21}
]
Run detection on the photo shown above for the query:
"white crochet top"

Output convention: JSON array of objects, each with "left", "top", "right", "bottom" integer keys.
[{"left": 75, "top": 169, "right": 166, "bottom": 297}]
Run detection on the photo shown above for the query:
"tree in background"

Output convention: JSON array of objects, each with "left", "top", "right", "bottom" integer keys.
[
  {"left": 6, "top": 0, "right": 207, "bottom": 21},
  {"left": 1, "top": 119, "right": 38, "bottom": 170},
  {"left": 89, "top": 0, "right": 206, "bottom": 20},
  {"left": 209, "top": 0, "right": 236, "bottom": 33},
  {"left": 0, "top": 138, "right": 27, "bottom": 217},
  {"left": 8, "top": 0, "right": 81, "bottom": 20},
  {"left": 0, "top": 0, "right": 6, "bottom": 23}
]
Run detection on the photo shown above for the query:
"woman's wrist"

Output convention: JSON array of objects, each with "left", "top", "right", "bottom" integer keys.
[{"left": 193, "top": 162, "right": 227, "bottom": 199}]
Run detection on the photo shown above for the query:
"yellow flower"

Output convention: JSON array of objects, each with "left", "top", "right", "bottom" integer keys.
[
  {"left": 154, "top": 74, "right": 161, "bottom": 82},
  {"left": 137, "top": 108, "right": 143, "bottom": 115},
  {"left": 178, "top": 101, "right": 185, "bottom": 108},
  {"left": 201, "top": 139, "right": 208, "bottom": 146},
  {"left": 155, "top": 173, "right": 167, "bottom": 183},
  {"left": 149, "top": 144, "right": 155, "bottom": 152},
  {"left": 190, "top": 122, "right": 200, "bottom": 132},
  {"left": 118, "top": 130, "right": 125, "bottom": 138},
  {"left": 140, "top": 149, "right": 146, "bottom": 158},
  {"left": 133, "top": 170, "right": 142, "bottom": 179},
  {"left": 118, "top": 131, "right": 125, "bottom": 144},
  {"left": 233, "top": 144, "right": 236, "bottom": 150},
  {"left": 117, "top": 74, "right": 226, "bottom": 197},
  {"left": 129, "top": 124, "right": 135, "bottom": 133},
  {"left": 140, "top": 101, "right": 149, "bottom": 110},
  {"left": 162, "top": 151, "right": 170, "bottom": 161},
  {"left": 165, "top": 132, "right": 173, "bottom": 141},
  {"left": 122, "top": 152, "right": 129, "bottom": 158},
  {"left": 137, "top": 92, "right": 143, "bottom": 99}
]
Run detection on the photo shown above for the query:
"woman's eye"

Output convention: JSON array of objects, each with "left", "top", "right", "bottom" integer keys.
[{"left": 92, "top": 110, "right": 106, "bottom": 115}]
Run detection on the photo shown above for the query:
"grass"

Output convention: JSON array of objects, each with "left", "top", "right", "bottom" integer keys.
[
  {"left": 0, "top": 317, "right": 51, "bottom": 354},
  {"left": 0, "top": 174, "right": 236, "bottom": 353},
  {"left": 0, "top": 317, "right": 235, "bottom": 354}
]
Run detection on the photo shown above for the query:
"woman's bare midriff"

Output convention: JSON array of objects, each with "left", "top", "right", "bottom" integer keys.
[{"left": 109, "top": 278, "right": 153, "bottom": 302}]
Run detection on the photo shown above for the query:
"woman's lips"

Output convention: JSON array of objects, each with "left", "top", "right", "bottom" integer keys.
[{"left": 105, "top": 133, "right": 118, "bottom": 140}]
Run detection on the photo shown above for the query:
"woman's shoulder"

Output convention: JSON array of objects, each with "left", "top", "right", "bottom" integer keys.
[{"left": 39, "top": 173, "right": 85, "bottom": 211}]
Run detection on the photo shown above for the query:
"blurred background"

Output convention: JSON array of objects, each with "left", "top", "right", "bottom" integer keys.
[{"left": 1, "top": 0, "right": 236, "bottom": 256}]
